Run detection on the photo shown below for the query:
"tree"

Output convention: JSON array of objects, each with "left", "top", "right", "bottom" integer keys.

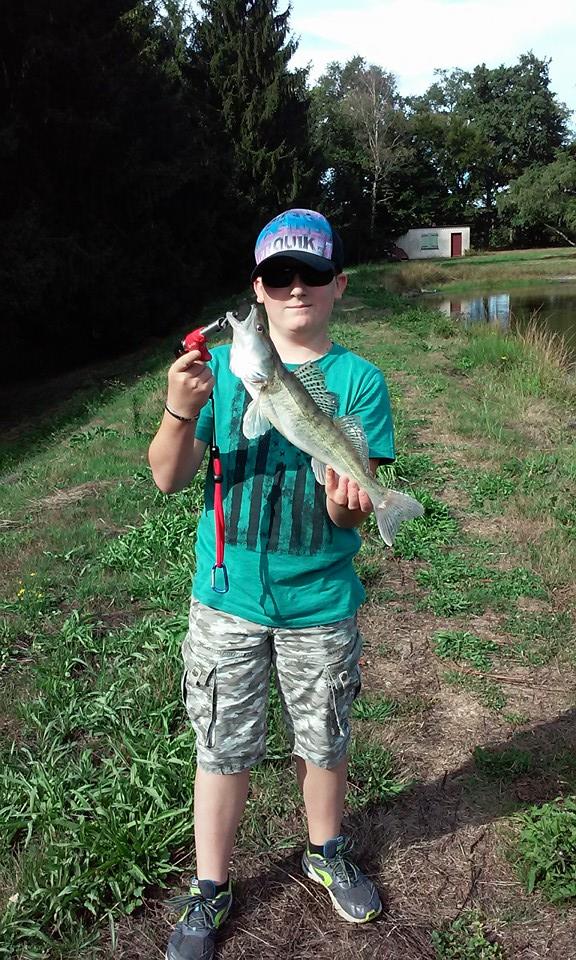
[
  {"left": 192, "top": 0, "right": 317, "bottom": 278},
  {"left": 498, "top": 149, "right": 576, "bottom": 247},
  {"left": 0, "top": 0, "right": 210, "bottom": 378},
  {"left": 407, "top": 54, "right": 571, "bottom": 246},
  {"left": 311, "top": 57, "right": 410, "bottom": 260},
  {"left": 341, "top": 62, "right": 409, "bottom": 240}
]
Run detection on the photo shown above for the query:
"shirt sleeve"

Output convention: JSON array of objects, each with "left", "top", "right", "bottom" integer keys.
[{"left": 349, "top": 366, "right": 395, "bottom": 463}]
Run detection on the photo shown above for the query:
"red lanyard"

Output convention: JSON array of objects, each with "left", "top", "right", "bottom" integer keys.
[{"left": 209, "top": 394, "right": 229, "bottom": 593}]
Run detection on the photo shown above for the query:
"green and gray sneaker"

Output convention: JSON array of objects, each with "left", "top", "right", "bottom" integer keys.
[
  {"left": 165, "top": 877, "right": 232, "bottom": 960},
  {"left": 302, "top": 835, "right": 382, "bottom": 924}
]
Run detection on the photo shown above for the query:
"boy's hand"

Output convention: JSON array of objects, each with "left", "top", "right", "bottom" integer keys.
[
  {"left": 325, "top": 466, "right": 373, "bottom": 514},
  {"left": 166, "top": 349, "right": 215, "bottom": 420}
]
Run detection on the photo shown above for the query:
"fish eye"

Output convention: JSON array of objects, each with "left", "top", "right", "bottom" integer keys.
[{"left": 256, "top": 323, "right": 264, "bottom": 333}]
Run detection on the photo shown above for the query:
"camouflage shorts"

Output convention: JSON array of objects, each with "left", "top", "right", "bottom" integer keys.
[{"left": 181, "top": 598, "right": 362, "bottom": 774}]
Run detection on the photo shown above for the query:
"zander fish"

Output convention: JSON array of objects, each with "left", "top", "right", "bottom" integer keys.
[{"left": 226, "top": 306, "right": 424, "bottom": 545}]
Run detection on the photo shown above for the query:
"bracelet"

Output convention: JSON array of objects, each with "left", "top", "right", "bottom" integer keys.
[{"left": 164, "top": 402, "right": 199, "bottom": 423}]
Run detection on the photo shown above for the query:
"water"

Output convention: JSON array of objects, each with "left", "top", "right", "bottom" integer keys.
[{"left": 419, "top": 281, "right": 576, "bottom": 352}]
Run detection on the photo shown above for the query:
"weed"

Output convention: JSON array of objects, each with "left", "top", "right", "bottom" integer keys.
[
  {"left": 433, "top": 630, "right": 498, "bottom": 671},
  {"left": 473, "top": 746, "right": 534, "bottom": 780},
  {"left": 502, "top": 712, "right": 530, "bottom": 727},
  {"left": 69, "top": 426, "right": 121, "bottom": 446},
  {"left": 367, "top": 587, "right": 398, "bottom": 603},
  {"left": 352, "top": 695, "right": 399, "bottom": 722},
  {"left": 431, "top": 910, "right": 503, "bottom": 959},
  {"left": 468, "top": 471, "right": 515, "bottom": 509},
  {"left": 504, "top": 611, "right": 573, "bottom": 666},
  {"left": 385, "top": 452, "right": 436, "bottom": 485},
  {"left": 419, "top": 554, "right": 547, "bottom": 617},
  {"left": 347, "top": 740, "right": 406, "bottom": 810},
  {"left": 392, "top": 491, "right": 459, "bottom": 561},
  {"left": 514, "top": 797, "right": 576, "bottom": 902},
  {"left": 517, "top": 318, "right": 573, "bottom": 371}
]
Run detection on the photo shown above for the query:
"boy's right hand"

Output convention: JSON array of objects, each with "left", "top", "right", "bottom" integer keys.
[{"left": 166, "top": 349, "right": 215, "bottom": 420}]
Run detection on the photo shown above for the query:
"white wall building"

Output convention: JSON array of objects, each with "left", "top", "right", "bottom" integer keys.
[{"left": 394, "top": 226, "right": 470, "bottom": 259}]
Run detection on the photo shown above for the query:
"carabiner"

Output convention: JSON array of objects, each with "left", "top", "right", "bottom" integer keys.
[{"left": 211, "top": 563, "right": 229, "bottom": 594}]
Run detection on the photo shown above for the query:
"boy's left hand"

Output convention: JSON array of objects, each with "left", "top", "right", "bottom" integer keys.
[{"left": 325, "top": 466, "right": 373, "bottom": 514}]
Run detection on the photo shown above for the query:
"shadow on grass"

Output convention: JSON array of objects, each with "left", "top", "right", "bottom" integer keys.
[
  {"left": 374, "top": 706, "right": 576, "bottom": 851},
  {"left": 122, "top": 710, "right": 576, "bottom": 960},
  {"left": 0, "top": 338, "right": 170, "bottom": 473},
  {"left": 222, "top": 709, "right": 575, "bottom": 958}
]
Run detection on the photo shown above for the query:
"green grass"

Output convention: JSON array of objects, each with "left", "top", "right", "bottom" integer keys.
[
  {"left": 347, "top": 740, "right": 406, "bottom": 810},
  {"left": 473, "top": 746, "right": 534, "bottom": 781},
  {"left": 352, "top": 695, "right": 400, "bottom": 722},
  {"left": 1, "top": 262, "right": 576, "bottom": 955},
  {"left": 431, "top": 910, "right": 504, "bottom": 959},
  {"left": 433, "top": 630, "right": 499, "bottom": 671},
  {"left": 372, "top": 247, "right": 576, "bottom": 297},
  {"left": 514, "top": 797, "right": 576, "bottom": 902}
]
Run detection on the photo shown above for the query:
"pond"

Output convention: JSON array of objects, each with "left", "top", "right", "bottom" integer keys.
[{"left": 419, "top": 281, "right": 576, "bottom": 353}]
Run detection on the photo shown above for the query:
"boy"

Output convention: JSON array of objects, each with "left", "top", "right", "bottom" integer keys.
[{"left": 148, "top": 209, "right": 396, "bottom": 960}]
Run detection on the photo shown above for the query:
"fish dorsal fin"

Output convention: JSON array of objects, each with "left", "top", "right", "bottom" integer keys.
[
  {"left": 292, "top": 362, "right": 338, "bottom": 418},
  {"left": 334, "top": 415, "right": 370, "bottom": 471},
  {"left": 242, "top": 396, "right": 271, "bottom": 439}
]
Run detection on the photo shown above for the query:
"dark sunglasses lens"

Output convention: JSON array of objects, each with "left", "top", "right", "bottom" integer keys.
[
  {"left": 261, "top": 264, "right": 335, "bottom": 287},
  {"left": 261, "top": 265, "right": 295, "bottom": 287}
]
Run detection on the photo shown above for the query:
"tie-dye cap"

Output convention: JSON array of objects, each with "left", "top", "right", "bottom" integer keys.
[{"left": 251, "top": 208, "right": 344, "bottom": 280}]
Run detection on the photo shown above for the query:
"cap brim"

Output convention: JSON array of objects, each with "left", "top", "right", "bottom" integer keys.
[{"left": 250, "top": 250, "right": 336, "bottom": 282}]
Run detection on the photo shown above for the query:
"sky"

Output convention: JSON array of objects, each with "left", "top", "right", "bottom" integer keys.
[{"left": 287, "top": 0, "right": 576, "bottom": 124}]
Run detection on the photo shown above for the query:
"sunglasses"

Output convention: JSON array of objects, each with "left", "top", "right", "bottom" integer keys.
[{"left": 259, "top": 262, "right": 336, "bottom": 288}]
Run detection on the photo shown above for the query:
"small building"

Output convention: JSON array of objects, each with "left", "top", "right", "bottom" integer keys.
[{"left": 393, "top": 226, "right": 470, "bottom": 260}]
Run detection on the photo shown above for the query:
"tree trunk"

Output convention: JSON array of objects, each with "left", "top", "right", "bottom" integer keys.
[
  {"left": 370, "top": 173, "right": 377, "bottom": 241},
  {"left": 543, "top": 223, "right": 576, "bottom": 246}
]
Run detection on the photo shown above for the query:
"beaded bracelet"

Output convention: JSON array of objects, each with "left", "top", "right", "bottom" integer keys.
[{"left": 164, "top": 402, "right": 199, "bottom": 423}]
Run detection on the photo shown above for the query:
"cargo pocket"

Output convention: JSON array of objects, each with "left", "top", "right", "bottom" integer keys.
[
  {"left": 181, "top": 656, "right": 217, "bottom": 748},
  {"left": 323, "top": 659, "right": 361, "bottom": 738}
]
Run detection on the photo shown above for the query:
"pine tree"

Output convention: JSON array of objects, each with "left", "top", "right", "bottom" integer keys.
[
  {"left": 0, "top": 0, "right": 209, "bottom": 378},
  {"left": 192, "top": 0, "right": 317, "bottom": 275}
]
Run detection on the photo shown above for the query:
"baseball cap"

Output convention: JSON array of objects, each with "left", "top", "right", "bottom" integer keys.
[{"left": 251, "top": 208, "right": 344, "bottom": 281}]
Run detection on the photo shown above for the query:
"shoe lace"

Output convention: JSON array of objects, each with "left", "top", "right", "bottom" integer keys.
[
  {"left": 166, "top": 892, "right": 219, "bottom": 928},
  {"left": 330, "top": 837, "right": 360, "bottom": 887}
]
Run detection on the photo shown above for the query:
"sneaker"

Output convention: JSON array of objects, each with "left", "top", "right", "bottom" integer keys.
[
  {"left": 165, "top": 877, "right": 233, "bottom": 960},
  {"left": 301, "top": 835, "right": 382, "bottom": 924}
]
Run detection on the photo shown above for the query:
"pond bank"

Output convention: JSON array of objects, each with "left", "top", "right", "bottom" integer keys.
[{"left": 370, "top": 247, "right": 576, "bottom": 296}]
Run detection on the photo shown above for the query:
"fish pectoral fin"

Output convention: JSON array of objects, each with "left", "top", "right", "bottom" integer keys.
[
  {"left": 242, "top": 397, "right": 271, "bottom": 439},
  {"left": 310, "top": 457, "right": 328, "bottom": 485},
  {"left": 374, "top": 490, "right": 425, "bottom": 546},
  {"left": 334, "top": 415, "right": 370, "bottom": 470}
]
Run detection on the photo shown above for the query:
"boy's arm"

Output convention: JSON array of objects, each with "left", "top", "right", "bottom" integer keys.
[
  {"left": 148, "top": 349, "right": 213, "bottom": 493},
  {"left": 325, "top": 460, "right": 381, "bottom": 529}
]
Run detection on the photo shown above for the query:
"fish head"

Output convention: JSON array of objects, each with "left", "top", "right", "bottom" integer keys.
[{"left": 227, "top": 305, "right": 276, "bottom": 385}]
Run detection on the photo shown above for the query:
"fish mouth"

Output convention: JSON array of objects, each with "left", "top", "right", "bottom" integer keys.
[{"left": 225, "top": 304, "right": 259, "bottom": 330}]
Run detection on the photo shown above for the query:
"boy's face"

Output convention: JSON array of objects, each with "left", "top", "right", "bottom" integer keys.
[{"left": 252, "top": 259, "right": 348, "bottom": 340}]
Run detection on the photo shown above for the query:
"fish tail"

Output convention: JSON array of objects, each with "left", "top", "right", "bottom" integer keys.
[{"left": 373, "top": 490, "right": 425, "bottom": 546}]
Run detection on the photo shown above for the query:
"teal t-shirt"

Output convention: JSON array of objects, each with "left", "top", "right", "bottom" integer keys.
[{"left": 192, "top": 342, "right": 395, "bottom": 627}]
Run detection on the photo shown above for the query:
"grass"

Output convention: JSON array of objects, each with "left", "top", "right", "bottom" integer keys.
[
  {"left": 1, "top": 262, "right": 575, "bottom": 956},
  {"left": 433, "top": 630, "right": 499, "bottom": 672},
  {"left": 372, "top": 247, "right": 576, "bottom": 296},
  {"left": 514, "top": 797, "right": 576, "bottom": 902},
  {"left": 352, "top": 695, "right": 400, "bottom": 721},
  {"left": 431, "top": 910, "right": 504, "bottom": 959},
  {"left": 473, "top": 746, "right": 534, "bottom": 781}
]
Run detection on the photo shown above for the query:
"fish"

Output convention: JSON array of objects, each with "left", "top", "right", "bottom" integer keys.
[{"left": 225, "top": 306, "right": 424, "bottom": 545}]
